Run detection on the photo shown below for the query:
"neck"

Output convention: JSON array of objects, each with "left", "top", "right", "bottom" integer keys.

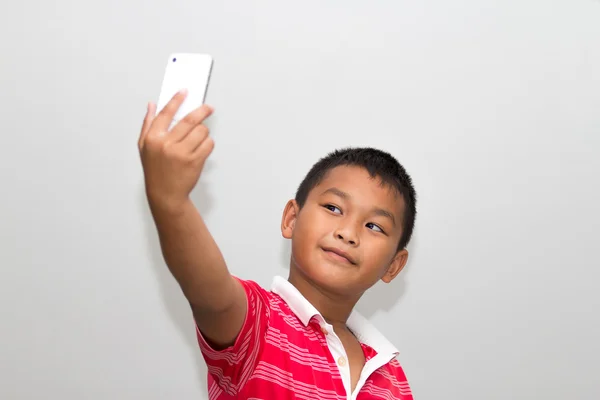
[{"left": 287, "top": 267, "right": 361, "bottom": 328}]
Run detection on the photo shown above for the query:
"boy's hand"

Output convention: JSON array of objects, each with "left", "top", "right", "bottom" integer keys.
[
  {"left": 138, "top": 90, "right": 214, "bottom": 212},
  {"left": 138, "top": 91, "right": 246, "bottom": 349}
]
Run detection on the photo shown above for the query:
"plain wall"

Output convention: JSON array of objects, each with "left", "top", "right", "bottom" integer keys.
[{"left": 1, "top": 0, "right": 599, "bottom": 399}]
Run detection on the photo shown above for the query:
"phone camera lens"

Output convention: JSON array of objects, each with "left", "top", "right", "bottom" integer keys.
[{"left": 172, "top": 57, "right": 177, "bottom": 62}]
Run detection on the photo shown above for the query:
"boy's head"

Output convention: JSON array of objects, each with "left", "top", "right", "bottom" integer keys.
[{"left": 281, "top": 147, "right": 417, "bottom": 298}]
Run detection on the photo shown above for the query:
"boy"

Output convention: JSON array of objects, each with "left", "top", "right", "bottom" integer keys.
[{"left": 138, "top": 91, "right": 416, "bottom": 399}]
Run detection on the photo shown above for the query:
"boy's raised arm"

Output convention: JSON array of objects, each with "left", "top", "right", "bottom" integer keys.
[{"left": 138, "top": 91, "right": 246, "bottom": 349}]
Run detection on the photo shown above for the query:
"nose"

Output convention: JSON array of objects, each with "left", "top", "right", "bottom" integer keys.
[{"left": 334, "top": 223, "right": 360, "bottom": 246}]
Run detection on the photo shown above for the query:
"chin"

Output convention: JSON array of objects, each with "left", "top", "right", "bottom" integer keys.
[{"left": 296, "top": 255, "right": 360, "bottom": 294}]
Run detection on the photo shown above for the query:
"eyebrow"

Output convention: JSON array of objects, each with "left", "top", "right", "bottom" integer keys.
[
  {"left": 320, "top": 187, "right": 397, "bottom": 227},
  {"left": 321, "top": 187, "right": 350, "bottom": 200}
]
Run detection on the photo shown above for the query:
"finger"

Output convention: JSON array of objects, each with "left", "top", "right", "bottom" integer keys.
[
  {"left": 189, "top": 125, "right": 210, "bottom": 152},
  {"left": 169, "top": 104, "right": 214, "bottom": 143},
  {"left": 138, "top": 102, "right": 156, "bottom": 150},
  {"left": 191, "top": 136, "right": 215, "bottom": 161},
  {"left": 151, "top": 89, "right": 188, "bottom": 132},
  {"left": 180, "top": 124, "right": 209, "bottom": 153}
]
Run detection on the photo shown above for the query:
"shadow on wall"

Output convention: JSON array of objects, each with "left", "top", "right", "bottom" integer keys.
[
  {"left": 279, "top": 234, "right": 415, "bottom": 320},
  {"left": 356, "top": 236, "right": 415, "bottom": 319},
  {"left": 140, "top": 160, "right": 218, "bottom": 393}
]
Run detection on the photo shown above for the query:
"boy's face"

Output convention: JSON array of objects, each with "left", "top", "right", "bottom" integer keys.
[{"left": 282, "top": 165, "right": 409, "bottom": 298}]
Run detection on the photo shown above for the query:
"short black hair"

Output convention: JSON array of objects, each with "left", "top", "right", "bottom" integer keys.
[{"left": 295, "top": 147, "right": 417, "bottom": 250}]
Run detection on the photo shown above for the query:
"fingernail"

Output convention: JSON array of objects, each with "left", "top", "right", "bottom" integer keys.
[{"left": 179, "top": 88, "right": 188, "bottom": 95}]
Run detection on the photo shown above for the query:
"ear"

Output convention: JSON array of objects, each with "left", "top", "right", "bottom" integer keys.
[
  {"left": 381, "top": 249, "right": 409, "bottom": 283},
  {"left": 281, "top": 199, "right": 299, "bottom": 239}
]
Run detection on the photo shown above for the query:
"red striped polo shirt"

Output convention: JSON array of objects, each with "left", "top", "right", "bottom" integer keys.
[{"left": 196, "top": 276, "right": 414, "bottom": 399}]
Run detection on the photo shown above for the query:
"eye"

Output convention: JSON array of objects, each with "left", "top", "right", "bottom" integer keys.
[
  {"left": 324, "top": 204, "right": 342, "bottom": 214},
  {"left": 366, "top": 222, "right": 385, "bottom": 234}
]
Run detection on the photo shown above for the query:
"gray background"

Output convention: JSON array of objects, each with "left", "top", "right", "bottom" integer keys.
[{"left": 1, "top": 0, "right": 599, "bottom": 399}]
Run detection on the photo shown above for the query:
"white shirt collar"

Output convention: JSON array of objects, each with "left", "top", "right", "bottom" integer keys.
[{"left": 271, "top": 276, "right": 399, "bottom": 357}]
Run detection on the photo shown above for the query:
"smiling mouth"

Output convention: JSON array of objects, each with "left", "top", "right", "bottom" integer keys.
[{"left": 322, "top": 247, "right": 356, "bottom": 265}]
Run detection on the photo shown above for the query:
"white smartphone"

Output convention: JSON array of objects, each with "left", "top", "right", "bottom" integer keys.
[{"left": 156, "top": 53, "right": 213, "bottom": 124}]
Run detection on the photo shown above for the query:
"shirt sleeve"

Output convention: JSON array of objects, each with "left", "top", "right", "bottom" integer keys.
[{"left": 195, "top": 278, "right": 270, "bottom": 396}]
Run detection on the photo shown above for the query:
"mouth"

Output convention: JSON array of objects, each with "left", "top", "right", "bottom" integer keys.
[{"left": 321, "top": 246, "right": 356, "bottom": 265}]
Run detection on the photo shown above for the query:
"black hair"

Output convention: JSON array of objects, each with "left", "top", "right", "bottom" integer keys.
[{"left": 295, "top": 147, "right": 417, "bottom": 250}]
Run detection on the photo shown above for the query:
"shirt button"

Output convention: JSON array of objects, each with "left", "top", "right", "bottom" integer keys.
[
  {"left": 337, "top": 356, "right": 347, "bottom": 367},
  {"left": 321, "top": 326, "right": 328, "bottom": 335}
]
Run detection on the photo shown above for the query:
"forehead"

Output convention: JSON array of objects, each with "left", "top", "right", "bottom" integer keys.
[{"left": 310, "top": 165, "right": 405, "bottom": 216}]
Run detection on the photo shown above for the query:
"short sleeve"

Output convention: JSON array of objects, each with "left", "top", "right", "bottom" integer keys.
[{"left": 195, "top": 278, "right": 270, "bottom": 396}]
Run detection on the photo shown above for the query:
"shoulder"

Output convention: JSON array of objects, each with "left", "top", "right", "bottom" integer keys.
[
  {"left": 373, "top": 357, "right": 413, "bottom": 397},
  {"left": 232, "top": 276, "right": 283, "bottom": 314},
  {"left": 233, "top": 276, "right": 311, "bottom": 333},
  {"left": 232, "top": 276, "right": 270, "bottom": 298}
]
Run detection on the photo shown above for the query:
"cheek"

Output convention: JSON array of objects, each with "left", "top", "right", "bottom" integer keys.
[
  {"left": 294, "top": 211, "right": 329, "bottom": 241},
  {"left": 291, "top": 219, "right": 316, "bottom": 257},
  {"left": 361, "top": 238, "right": 396, "bottom": 268},
  {"left": 290, "top": 226, "right": 320, "bottom": 274}
]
